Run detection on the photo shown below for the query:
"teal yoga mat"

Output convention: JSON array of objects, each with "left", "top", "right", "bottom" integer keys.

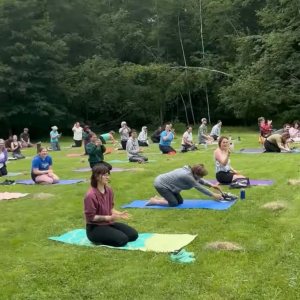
[{"left": 49, "top": 229, "right": 197, "bottom": 252}]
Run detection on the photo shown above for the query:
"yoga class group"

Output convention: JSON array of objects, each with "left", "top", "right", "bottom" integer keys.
[{"left": 0, "top": 117, "right": 298, "bottom": 249}]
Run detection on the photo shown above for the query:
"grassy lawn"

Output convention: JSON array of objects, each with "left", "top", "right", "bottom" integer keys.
[{"left": 1, "top": 127, "right": 300, "bottom": 300}]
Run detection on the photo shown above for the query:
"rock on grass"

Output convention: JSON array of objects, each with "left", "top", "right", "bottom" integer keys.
[
  {"left": 205, "top": 241, "right": 244, "bottom": 251},
  {"left": 261, "top": 202, "right": 287, "bottom": 211},
  {"left": 34, "top": 193, "right": 54, "bottom": 200}
]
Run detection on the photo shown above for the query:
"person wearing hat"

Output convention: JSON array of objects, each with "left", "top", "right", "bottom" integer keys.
[
  {"left": 0, "top": 139, "right": 8, "bottom": 177},
  {"left": 100, "top": 130, "right": 116, "bottom": 145},
  {"left": 20, "top": 128, "right": 34, "bottom": 148},
  {"left": 119, "top": 121, "right": 131, "bottom": 150},
  {"left": 137, "top": 126, "right": 148, "bottom": 147},
  {"left": 198, "top": 118, "right": 213, "bottom": 144},
  {"left": 50, "top": 126, "right": 62, "bottom": 151}
]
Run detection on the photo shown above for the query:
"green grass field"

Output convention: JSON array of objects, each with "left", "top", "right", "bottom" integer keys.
[{"left": 1, "top": 127, "right": 300, "bottom": 300}]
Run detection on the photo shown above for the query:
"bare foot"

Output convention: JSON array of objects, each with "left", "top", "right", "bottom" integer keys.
[{"left": 145, "top": 198, "right": 156, "bottom": 206}]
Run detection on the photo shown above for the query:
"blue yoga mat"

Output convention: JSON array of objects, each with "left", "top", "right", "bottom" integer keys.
[
  {"left": 108, "top": 159, "right": 156, "bottom": 163},
  {"left": 121, "top": 200, "right": 236, "bottom": 210},
  {"left": 16, "top": 179, "right": 86, "bottom": 185}
]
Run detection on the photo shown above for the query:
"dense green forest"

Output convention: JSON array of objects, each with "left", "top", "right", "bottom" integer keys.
[{"left": 0, "top": 0, "right": 299, "bottom": 137}]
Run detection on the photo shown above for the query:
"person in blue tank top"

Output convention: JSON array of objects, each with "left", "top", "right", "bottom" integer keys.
[{"left": 159, "top": 124, "right": 176, "bottom": 154}]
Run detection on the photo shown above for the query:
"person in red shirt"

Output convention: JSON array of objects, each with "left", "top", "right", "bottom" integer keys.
[
  {"left": 84, "top": 164, "right": 138, "bottom": 247},
  {"left": 258, "top": 118, "right": 272, "bottom": 146}
]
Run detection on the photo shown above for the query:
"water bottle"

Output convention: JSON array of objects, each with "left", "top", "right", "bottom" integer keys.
[
  {"left": 229, "top": 135, "right": 232, "bottom": 141},
  {"left": 229, "top": 142, "right": 234, "bottom": 150},
  {"left": 238, "top": 137, "right": 241, "bottom": 141},
  {"left": 240, "top": 189, "right": 245, "bottom": 200}
]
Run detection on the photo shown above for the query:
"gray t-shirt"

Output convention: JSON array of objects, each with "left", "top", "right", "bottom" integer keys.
[{"left": 198, "top": 124, "right": 207, "bottom": 144}]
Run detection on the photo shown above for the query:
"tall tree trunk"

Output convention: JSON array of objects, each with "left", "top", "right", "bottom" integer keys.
[
  {"left": 180, "top": 94, "right": 189, "bottom": 125},
  {"left": 199, "top": 0, "right": 211, "bottom": 124},
  {"left": 178, "top": 13, "right": 196, "bottom": 125}
]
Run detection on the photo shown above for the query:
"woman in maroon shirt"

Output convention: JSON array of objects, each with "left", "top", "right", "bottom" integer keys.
[{"left": 84, "top": 164, "right": 138, "bottom": 247}]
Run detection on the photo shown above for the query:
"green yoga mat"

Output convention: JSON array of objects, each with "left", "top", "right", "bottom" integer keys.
[{"left": 49, "top": 229, "right": 197, "bottom": 253}]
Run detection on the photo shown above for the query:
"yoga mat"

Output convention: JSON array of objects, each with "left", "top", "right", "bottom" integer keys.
[
  {"left": 72, "top": 167, "right": 129, "bottom": 172},
  {"left": 0, "top": 192, "right": 29, "bottom": 201},
  {"left": 6, "top": 172, "right": 23, "bottom": 177},
  {"left": 108, "top": 159, "right": 156, "bottom": 163},
  {"left": 15, "top": 179, "right": 86, "bottom": 185},
  {"left": 121, "top": 200, "right": 236, "bottom": 210},
  {"left": 67, "top": 153, "right": 82, "bottom": 157},
  {"left": 238, "top": 149, "right": 264, "bottom": 153},
  {"left": 49, "top": 229, "right": 197, "bottom": 252},
  {"left": 207, "top": 179, "right": 274, "bottom": 186}
]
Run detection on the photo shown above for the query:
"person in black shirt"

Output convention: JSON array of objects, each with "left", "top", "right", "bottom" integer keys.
[{"left": 20, "top": 128, "right": 34, "bottom": 147}]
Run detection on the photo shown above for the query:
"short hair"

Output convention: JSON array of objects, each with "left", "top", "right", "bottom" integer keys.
[
  {"left": 191, "top": 164, "right": 208, "bottom": 177},
  {"left": 217, "top": 120, "right": 222, "bottom": 123},
  {"left": 218, "top": 136, "right": 228, "bottom": 147},
  {"left": 130, "top": 129, "right": 137, "bottom": 136},
  {"left": 88, "top": 132, "right": 96, "bottom": 139},
  {"left": 283, "top": 123, "right": 290, "bottom": 128},
  {"left": 91, "top": 164, "right": 110, "bottom": 188},
  {"left": 38, "top": 147, "right": 47, "bottom": 153}
]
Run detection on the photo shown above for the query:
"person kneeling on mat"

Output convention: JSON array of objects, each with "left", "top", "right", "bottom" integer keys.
[
  {"left": 126, "top": 129, "right": 148, "bottom": 163},
  {"left": 264, "top": 132, "right": 291, "bottom": 153},
  {"left": 84, "top": 164, "right": 138, "bottom": 247},
  {"left": 0, "top": 139, "right": 8, "bottom": 177},
  {"left": 146, "top": 164, "right": 223, "bottom": 207},
  {"left": 159, "top": 124, "right": 176, "bottom": 154},
  {"left": 86, "top": 133, "right": 112, "bottom": 170},
  {"left": 214, "top": 136, "right": 246, "bottom": 184},
  {"left": 138, "top": 126, "right": 149, "bottom": 147},
  {"left": 31, "top": 147, "right": 59, "bottom": 184}
]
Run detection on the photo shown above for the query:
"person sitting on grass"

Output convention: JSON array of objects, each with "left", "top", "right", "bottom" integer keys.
[
  {"left": 0, "top": 139, "right": 8, "bottom": 177},
  {"left": 181, "top": 126, "right": 197, "bottom": 152},
  {"left": 11, "top": 135, "right": 25, "bottom": 159},
  {"left": 289, "top": 121, "right": 300, "bottom": 143},
  {"left": 50, "top": 126, "right": 62, "bottom": 151},
  {"left": 84, "top": 164, "right": 138, "bottom": 247},
  {"left": 5, "top": 136, "right": 13, "bottom": 152},
  {"left": 72, "top": 122, "right": 83, "bottom": 148},
  {"left": 210, "top": 120, "right": 222, "bottom": 141},
  {"left": 100, "top": 131, "right": 116, "bottom": 145},
  {"left": 138, "top": 126, "right": 148, "bottom": 147},
  {"left": 86, "top": 133, "right": 112, "bottom": 170},
  {"left": 146, "top": 164, "right": 223, "bottom": 207},
  {"left": 151, "top": 126, "right": 162, "bottom": 143},
  {"left": 264, "top": 132, "right": 291, "bottom": 153},
  {"left": 20, "top": 128, "right": 34, "bottom": 148},
  {"left": 159, "top": 124, "right": 176, "bottom": 154},
  {"left": 214, "top": 136, "right": 246, "bottom": 184},
  {"left": 126, "top": 130, "right": 148, "bottom": 163},
  {"left": 273, "top": 123, "right": 290, "bottom": 135},
  {"left": 198, "top": 118, "right": 214, "bottom": 144},
  {"left": 31, "top": 147, "right": 59, "bottom": 184}
]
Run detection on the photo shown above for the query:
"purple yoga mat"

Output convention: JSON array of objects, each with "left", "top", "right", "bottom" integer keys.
[
  {"left": 240, "top": 149, "right": 264, "bottom": 153},
  {"left": 207, "top": 179, "right": 274, "bottom": 186},
  {"left": 16, "top": 179, "right": 86, "bottom": 185},
  {"left": 72, "top": 167, "right": 128, "bottom": 172}
]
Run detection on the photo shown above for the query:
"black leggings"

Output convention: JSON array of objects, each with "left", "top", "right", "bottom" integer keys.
[
  {"left": 151, "top": 137, "right": 160, "bottom": 143},
  {"left": 86, "top": 223, "right": 138, "bottom": 247},
  {"left": 121, "top": 140, "right": 127, "bottom": 150},
  {"left": 90, "top": 161, "right": 112, "bottom": 170},
  {"left": 264, "top": 140, "right": 280, "bottom": 152},
  {"left": 72, "top": 140, "right": 82, "bottom": 147},
  {"left": 129, "top": 155, "right": 148, "bottom": 162},
  {"left": 138, "top": 141, "right": 148, "bottom": 147},
  {"left": 0, "top": 165, "right": 8, "bottom": 177},
  {"left": 155, "top": 186, "right": 183, "bottom": 207},
  {"left": 159, "top": 144, "right": 176, "bottom": 154}
]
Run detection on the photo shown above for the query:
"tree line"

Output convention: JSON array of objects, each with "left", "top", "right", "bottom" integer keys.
[{"left": 0, "top": 0, "right": 299, "bottom": 138}]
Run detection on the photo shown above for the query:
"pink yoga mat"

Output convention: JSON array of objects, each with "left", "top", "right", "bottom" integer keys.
[{"left": 67, "top": 153, "right": 82, "bottom": 157}]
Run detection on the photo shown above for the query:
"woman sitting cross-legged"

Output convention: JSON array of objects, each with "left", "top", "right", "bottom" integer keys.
[
  {"left": 214, "top": 136, "right": 246, "bottom": 184},
  {"left": 159, "top": 124, "right": 176, "bottom": 154},
  {"left": 264, "top": 132, "right": 291, "bottom": 153},
  {"left": 126, "top": 130, "right": 148, "bottom": 163},
  {"left": 84, "top": 164, "right": 138, "bottom": 247},
  {"left": 138, "top": 126, "right": 149, "bottom": 147},
  {"left": 151, "top": 126, "right": 162, "bottom": 143},
  {"left": 180, "top": 126, "right": 197, "bottom": 153},
  {"left": 31, "top": 147, "right": 59, "bottom": 184},
  {"left": 146, "top": 164, "right": 223, "bottom": 207},
  {"left": 0, "top": 139, "right": 8, "bottom": 177},
  {"left": 11, "top": 135, "right": 25, "bottom": 159},
  {"left": 86, "top": 133, "right": 112, "bottom": 170}
]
